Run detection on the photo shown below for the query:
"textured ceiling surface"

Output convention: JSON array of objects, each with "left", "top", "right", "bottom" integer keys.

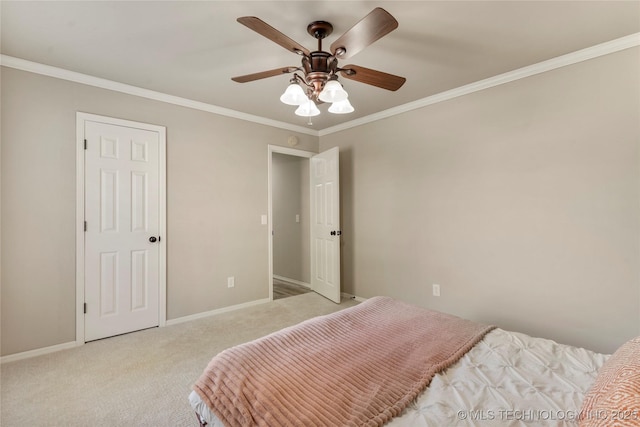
[{"left": 2, "top": 1, "right": 639, "bottom": 130}]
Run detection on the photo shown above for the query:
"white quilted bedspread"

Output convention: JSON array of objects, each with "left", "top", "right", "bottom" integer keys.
[
  {"left": 190, "top": 328, "right": 608, "bottom": 427},
  {"left": 387, "top": 328, "right": 609, "bottom": 426}
]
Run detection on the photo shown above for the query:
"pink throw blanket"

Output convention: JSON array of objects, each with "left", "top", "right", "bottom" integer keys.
[{"left": 193, "top": 296, "right": 495, "bottom": 426}]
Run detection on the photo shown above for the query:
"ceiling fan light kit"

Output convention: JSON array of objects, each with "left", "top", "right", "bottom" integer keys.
[
  {"left": 232, "top": 8, "right": 406, "bottom": 121},
  {"left": 328, "top": 99, "right": 355, "bottom": 114},
  {"left": 295, "top": 98, "right": 321, "bottom": 117},
  {"left": 318, "top": 79, "right": 348, "bottom": 103},
  {"left": 279, "top": 80, "right": 308, "bottom": 105}
]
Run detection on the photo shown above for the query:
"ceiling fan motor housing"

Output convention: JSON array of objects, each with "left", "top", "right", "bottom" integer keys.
[
  {"left": 302, "top": 21, "right": 337, "bottom": 97},
  {"left": 302, "top": 52, "right": 333, "bottom": 96}
]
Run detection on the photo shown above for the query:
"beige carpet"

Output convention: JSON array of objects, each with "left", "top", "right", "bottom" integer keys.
[{"left": 1, "top": 293, "right": 358, "bottom": 427}]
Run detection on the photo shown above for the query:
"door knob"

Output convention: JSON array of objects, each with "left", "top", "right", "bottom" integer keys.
[{"left": 149, "top": 236, "right": 158, "bottom": 243}]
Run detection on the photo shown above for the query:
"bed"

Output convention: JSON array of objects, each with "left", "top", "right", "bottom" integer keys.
[{"left": 189, "top": 296, "right": 640, "bottom": 427}]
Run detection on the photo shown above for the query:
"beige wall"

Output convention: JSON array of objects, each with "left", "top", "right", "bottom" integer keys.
[
  {"left": 320, "top": 48, "right": 640, "bottom": 354},
  {"left": 2, "top": 46, "right": 638, "bottom": 357},
  {"left": 272, "top": 153, "right": 310, "bottom": 283},
  {"left": 0, "top": 67, "right": 318, "bottom": 356}
]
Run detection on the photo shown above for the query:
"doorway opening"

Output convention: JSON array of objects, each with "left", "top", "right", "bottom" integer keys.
[
  {"left": 268, "top": 145, "right": 341, "bottom": 303},
  {"left": 269, "top": 147, "right": 313, "bottom": 300}
]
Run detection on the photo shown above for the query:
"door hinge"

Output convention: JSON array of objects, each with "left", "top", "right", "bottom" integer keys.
[
  {"left": 84, "top": 139, "right": 87, "bottom": 150},
  {"left": 84, "top": 303, "right": 87, "bottom": 314},
  {"left": 84, "top": 221, "right": 87, "bottom": 232}
]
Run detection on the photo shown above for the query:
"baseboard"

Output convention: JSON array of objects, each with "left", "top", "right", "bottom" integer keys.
[
  {"left": 1, "top": 341, "right": 80, "bottom": 364},
  {"left": 273, "top": 275, "right": 312, "bottom": 289},
  {"left": 166, "top": 297, "right": 272, "bottom": 326}
]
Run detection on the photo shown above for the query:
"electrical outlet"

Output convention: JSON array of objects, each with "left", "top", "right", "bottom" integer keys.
[
  {"left": 432, "top": 284, "right": 441, "bottom": 297},
  {"left": 227, "top": 277, "right": 235, "bottom": 288}
]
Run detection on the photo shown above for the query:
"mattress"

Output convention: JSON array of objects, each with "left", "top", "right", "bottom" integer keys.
[{"left": 189, "top": 328, "right": 608, "bottom": 426}]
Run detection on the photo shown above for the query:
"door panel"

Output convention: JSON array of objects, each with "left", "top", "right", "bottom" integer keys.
[
  {"left": 310, "top": 147, "right": 341, "bottom": 303},
  {"left": 84, "top": 121, "right": 161, "bottom": 341},
  {"left": 131, "top": 250, "right": 149, "bottom": 310},
  {"left": 100, "top": 252, "right": 118, "bottom": 316}
]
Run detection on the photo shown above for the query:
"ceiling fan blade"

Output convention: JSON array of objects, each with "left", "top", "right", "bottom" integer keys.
[
  {"left": 330, "top": 8, "right": 398, "bottom": 59},
  {"left": 238, "top": 17, "right": 310, "bottom": 56},
  {"left": 339, "top": 65, "right": 406, "bottom": 91},
  {"left": 232, "top": 67, "right": 298, "bottom": 83}
]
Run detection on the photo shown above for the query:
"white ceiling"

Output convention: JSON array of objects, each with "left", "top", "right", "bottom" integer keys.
[{"left": 2, "top": 1, "right": 639, "bottom": 132}]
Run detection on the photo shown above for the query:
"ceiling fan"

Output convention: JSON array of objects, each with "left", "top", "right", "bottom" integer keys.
[{"left": 232, "top": 8, "right": 406, "bottom": 117}]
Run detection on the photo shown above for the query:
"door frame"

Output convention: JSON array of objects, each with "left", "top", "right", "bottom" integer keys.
[
  {"left": 267, "top": 145, "right": 314, "bottom": 300},
  {"left": 75, "top": 112, "right": 167, "bottom": 345}
]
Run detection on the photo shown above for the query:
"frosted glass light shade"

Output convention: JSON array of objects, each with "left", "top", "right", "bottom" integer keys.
[
  {"left": 319, "top": 80, "right": 348, "bottom": 103},
  {"left": 295, "top": 99, "right": 321, "bottom": 117},
  {"left": 328, "top": 99, "right": 354, "bottom": 114},
  {"left": 280, "top": 83, "right": 307, "bottom": 105}
]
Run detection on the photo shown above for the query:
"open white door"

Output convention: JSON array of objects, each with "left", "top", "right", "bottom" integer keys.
[{"left": 310, "top": 147, "right": 341, "bottom": 303}]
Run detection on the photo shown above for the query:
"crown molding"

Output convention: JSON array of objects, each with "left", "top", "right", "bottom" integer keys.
[
  {"left": 2, "top": 32, "right": 638, "bottom": 137},
  {"left": 0, "top": 55, "right": 319, "bottom": 136},
  {"left": 319, "top": 32, "right": 640, "bottom": 136}
]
